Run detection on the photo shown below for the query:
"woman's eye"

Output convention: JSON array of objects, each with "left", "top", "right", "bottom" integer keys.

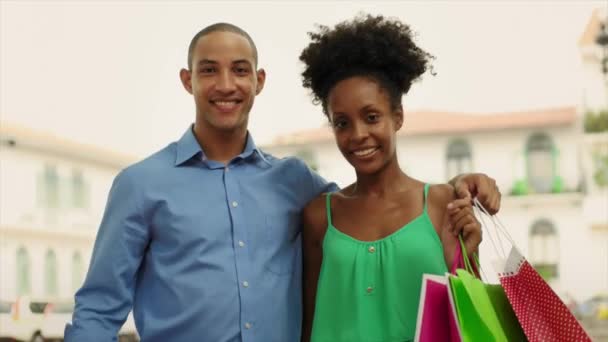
[
  {"left": 367, "top": 113, "right": 380, "bottom": 122},
  {"left": 333, "top": 120, "right": 347, "bottom": 129}
]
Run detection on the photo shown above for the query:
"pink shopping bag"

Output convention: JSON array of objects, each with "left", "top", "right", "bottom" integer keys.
[
  {"left": 414, "top": 239, "right": 475, "bottom": 342},
  {"left": 414, "top": 274, "right": 461, "bottom": 342}
]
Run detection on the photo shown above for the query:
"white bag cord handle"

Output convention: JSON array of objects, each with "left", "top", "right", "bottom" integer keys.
[{"left": 473, "top": 198, "right": 518, "bottom": 250}]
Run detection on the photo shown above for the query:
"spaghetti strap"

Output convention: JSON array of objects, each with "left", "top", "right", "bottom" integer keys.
[
  {"left": 423, "top": 183, "right": 430, "bottom": 214},
  {"left": 325, "top": 193, "right": 333, "bottom": 227}
]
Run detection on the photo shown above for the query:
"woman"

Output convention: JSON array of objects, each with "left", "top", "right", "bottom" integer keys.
[{"left": 300, "top": 15, "right": 483, "bottom": 342}]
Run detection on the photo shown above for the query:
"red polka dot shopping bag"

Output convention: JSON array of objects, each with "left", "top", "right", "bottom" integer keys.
[{"left": 475, "top": 199, "right": 592, "bottom": 342}]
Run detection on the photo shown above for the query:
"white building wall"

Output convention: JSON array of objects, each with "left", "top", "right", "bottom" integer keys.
[
  {"left": 0, "top": 147, "right": 40, "bottom": 226},
  {"left": 265, "top": 124, "right": 582, "bottom": 192},
  {"left": 0, "top": 139, "right": 125, "bottom": 301},
  {"left": 581, "top": 52, "right": 608, "bottom": 112}
]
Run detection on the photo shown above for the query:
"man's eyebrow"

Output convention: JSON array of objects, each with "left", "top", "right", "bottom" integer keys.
[
  {"left": 198, "top": 59, "right": 217, "bottom": 65},
  {"left": 232, "top": 59, "right": 253, "bottom": 66}
]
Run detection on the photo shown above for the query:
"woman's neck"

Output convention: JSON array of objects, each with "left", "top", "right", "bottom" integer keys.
[{"left": 352, "top": 158, "right": 413, "bottom": 197}]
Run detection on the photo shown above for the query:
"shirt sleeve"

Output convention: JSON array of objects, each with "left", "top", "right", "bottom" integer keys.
[
  {"left": 305, "top": 162, "right": 340, "bottom": 198},
  {"left": 64, "top": 168, "right": 149, "bottom": 342}
]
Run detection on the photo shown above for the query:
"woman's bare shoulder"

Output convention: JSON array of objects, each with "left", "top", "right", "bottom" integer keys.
[
  {"left": 302, "top": 193, "right": 330, "bottom": 236},
  {"left": 428, "top": 183, "right": 456, "bottom": 208}
]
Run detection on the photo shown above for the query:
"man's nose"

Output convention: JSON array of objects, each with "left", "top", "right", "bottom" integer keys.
[{"left": 216, "top": 70, "right": 237, "bottom": 92}]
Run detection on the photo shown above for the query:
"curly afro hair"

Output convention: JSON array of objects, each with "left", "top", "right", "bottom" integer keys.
[{"left": 299, "top": 14, "right": 434, "bottom": 117}]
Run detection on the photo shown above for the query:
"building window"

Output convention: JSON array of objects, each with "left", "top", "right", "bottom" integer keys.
[
  {"left": 38, "top": 164, "right": 59, "bottom": 208},
  {"left": 71, "top": 169, "right": 88, "bottom": 208},
  {"left": 446, "top": 139, "right": 472, "bottom": 180},
  {"left": 45, "top": 249, "right": 58, "bottom": 297},
  {"left": 16, "top": 247, "right": 31, "bottom": 296},
  {"left": 72, "top": 252, "right": 85, "bottom": 292},
  {"left": 529, "top": 219, "right": 559, "bottom": 281},
  {"left": 295, "top": 149, "right": 319, "bottom": 171},
  {"left": 526, "top": 133, "right": 555, "bottom": 193}
]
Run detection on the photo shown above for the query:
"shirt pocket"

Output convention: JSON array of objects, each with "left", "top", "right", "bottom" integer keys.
[{"left": 264, "top": 211, "right": 300, "bottom": 276}]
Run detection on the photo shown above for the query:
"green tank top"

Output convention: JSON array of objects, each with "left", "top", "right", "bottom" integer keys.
[{"left": 311, "top": 184, "right": 448, "bottom": 342}]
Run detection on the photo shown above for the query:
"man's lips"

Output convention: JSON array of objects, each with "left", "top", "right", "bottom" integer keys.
[{"left": 210, "top": 99, "right": 242, "bottom": 113}]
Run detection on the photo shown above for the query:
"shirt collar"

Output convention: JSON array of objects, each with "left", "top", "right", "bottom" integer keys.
[{"left": 175, "top": 125, "right": 270, "bottom": 167}]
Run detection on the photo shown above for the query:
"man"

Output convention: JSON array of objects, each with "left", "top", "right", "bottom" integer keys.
[{"left": 65, "top": 23, "right": 501, "bottom": 342}]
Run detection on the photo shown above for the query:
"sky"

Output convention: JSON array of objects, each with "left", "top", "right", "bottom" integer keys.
[{"left": 1, "top": 1, "right": 605, "bottom": 158}]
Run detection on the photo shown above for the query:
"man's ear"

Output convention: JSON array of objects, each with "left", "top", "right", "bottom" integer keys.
[
  {"left": 180, "top": 68, "right": 193, "bottom": 94},
  {"left": 255, "top": 68, "right": 266, "bottom": 95},
  {"left": 394, "top": 104, "right": 404, "bottom": 131}
]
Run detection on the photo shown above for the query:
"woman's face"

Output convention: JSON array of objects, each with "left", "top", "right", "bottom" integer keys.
[{"left": 327, "top": 76, "right": 403, "bottom": 175}]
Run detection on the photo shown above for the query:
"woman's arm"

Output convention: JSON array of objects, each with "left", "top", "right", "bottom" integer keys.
[
  {"left": 301, "top": 195, "right": 329, "bottom": 342},
  {"left": 427, "top": 184, "right": 481, "bottom": 268}
]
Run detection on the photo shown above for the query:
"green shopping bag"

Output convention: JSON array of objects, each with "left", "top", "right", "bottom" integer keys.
[
  {"left": 485, "top": 284, "right": 527, "bottom": 341},
  {"left": 448, "top": 237, "right": 527, "bottom": 342}
]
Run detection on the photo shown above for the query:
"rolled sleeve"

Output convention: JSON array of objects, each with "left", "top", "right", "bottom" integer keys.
[
  {"left": 65, "top": 168, "right": 149, "bottom": 342},
  {"left": 305, "top": 164, "right": 339, "bottom": 198}
]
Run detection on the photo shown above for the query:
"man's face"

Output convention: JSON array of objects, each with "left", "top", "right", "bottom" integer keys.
[{"left": 181, "top": 31, "right": 265, "bottom": 133}]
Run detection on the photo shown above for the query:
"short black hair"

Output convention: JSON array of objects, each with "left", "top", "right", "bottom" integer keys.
[
  {"left": 299, "top": 14, "right": 434, "bottom": 117},
  {"left": 187, "top": 23, "right": 258, "bottom": 70}
]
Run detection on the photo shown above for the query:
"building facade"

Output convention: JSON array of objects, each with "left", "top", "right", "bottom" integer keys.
[{"left": 0, "top": 123, "right": 135, "bottom": 301}]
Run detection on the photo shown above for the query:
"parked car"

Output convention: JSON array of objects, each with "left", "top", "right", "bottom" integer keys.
[
  {"left": 0, "top": 297, "right": 47, "bottom": 342},
  {"left": 0, "top": 299, "right": 20, "bottom": 342},
  {"left": 118, "top": 312, "right": 139, "bottom": 342},
  {"left": 1, "top": 297, "right": 139, "bottom": 342},
  {"left": 39, "top": 301, "right": 74, "bottom": 341},
  {"left": 56, "top": 305, "right": 139, "bottom": 342}
]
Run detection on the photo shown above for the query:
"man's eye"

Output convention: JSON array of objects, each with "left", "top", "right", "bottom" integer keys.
[
  {"left": 234, "top": 67, "right": 249, "bottom": 74},
  {"left": 200, "top": 67, "right": 215, "bottom": 73}
]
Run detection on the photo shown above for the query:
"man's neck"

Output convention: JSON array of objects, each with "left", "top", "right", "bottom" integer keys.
[{"left": 192, "top": 123, "right": 248, "bottom": 164}]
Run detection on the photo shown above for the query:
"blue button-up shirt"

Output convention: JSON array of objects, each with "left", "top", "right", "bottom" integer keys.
[{"left": 65, "top": 127, "right": 335, "bottom": 342}]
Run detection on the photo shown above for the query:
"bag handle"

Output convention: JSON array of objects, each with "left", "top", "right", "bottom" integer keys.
[
  {"left": 473, "top": 198, "right": 518, "bottom": 258},
  {"left": 450, "top": 234, "right": 481, "bottom": 278}
]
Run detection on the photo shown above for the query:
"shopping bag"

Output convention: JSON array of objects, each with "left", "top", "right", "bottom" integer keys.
[
  {"left": 447, "top": 236, "right": 527, "bottom": 342},
  {"left": 414, "top": 274, "right": 461, "bottom": 342},
  {"left": 413, "top": 235, "right": 470, "bottom": 342},
  {"left": 498, "top": 247, "right": 592, "bottom": 342},
  {"left": 474, "top": 199, "right": 592, "bottom": 342}
]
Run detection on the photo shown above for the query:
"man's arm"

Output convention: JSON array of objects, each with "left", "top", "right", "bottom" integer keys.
[
  {"left": 64, "top": 169, "right": 150, "bottom": 342},
  {"left": 448, "top": 173, "right": 501, "bottom": 214},
  {"left": 302, "top": 162, "right": 339, "bottom": 198}
]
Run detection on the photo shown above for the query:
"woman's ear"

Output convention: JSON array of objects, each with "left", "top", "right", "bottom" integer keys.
[{"left": 394, "top": 105, "right": 404, "bottom": 131}]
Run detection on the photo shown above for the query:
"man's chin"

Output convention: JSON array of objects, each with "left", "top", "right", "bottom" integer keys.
[{"left": 212, "top": 120, "right": 247, "bottom": 133}]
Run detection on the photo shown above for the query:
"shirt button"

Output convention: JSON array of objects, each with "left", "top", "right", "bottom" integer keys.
[
  {"left": 238, "top": 241, "right": 245, "bottom": 247},
  {"left": 368, "top": 246, "right": 376, "bottom": 253},
  {"left": 366, "top": 286, "right": 374, "bottom": 293},
  {"left": 243, "top": 281, "right": 249, "bottom": 288},
  {"left": 225, "top": 166, "right": 229, "bottom": 172},
  {"left": 245, "top": 322, "right": 252, "bottom": 329},
  {"left": 232, "top": 201, "right": 238, "bottom": 207}
]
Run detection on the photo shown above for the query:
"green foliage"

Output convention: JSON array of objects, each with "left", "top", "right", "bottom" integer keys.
[
  {"left": 552, "top": 176, "right": 564, "bottom": 193},
  {"left": 584, "top": 110, "right": 608, "bottom": 133},
  {"left": 594, "top": 154, "right": 608, "bottom": 187},
  {"left": 535, "top": 264, "right": 557, "bottom": 282},
  {"left": 511, "top": 179, "right": 529, "bottom": 196}
]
